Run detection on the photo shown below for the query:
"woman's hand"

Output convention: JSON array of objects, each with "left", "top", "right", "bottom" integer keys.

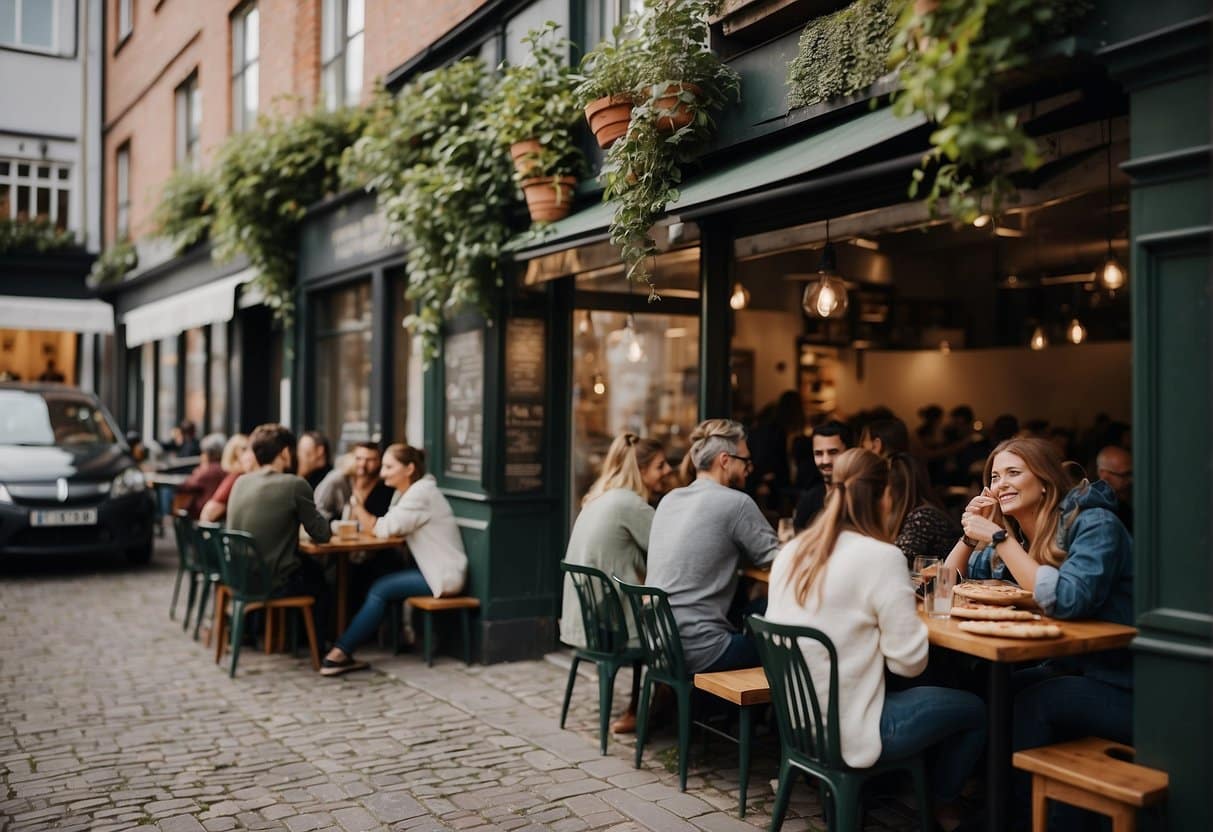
[
  {"left": 964, "top": 487, "right": 997, "bottom": 520},
  {"left": 961, "top": 512, "right": 1002, "bottom": 546}
]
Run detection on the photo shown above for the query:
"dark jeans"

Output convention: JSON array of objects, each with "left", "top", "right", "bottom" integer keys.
[
  {"left": 272, "top": 556, "right": 332, "bottom": 648},
  {"left": 335, "top": 568, "right": 431, "bottom": 657},
  {"left": 701, "top": 631, "right": 761, "bottom": 673},
  {"left": 879, "top": 685, "right": 987, "bottom": 802}
]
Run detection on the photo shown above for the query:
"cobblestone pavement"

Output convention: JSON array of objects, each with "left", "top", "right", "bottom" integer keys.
[{"left": 0, "top": 537, "right": 924, "bottom": 832}]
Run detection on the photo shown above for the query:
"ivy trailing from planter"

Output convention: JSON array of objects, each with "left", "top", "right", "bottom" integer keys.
[
  {"left": 889, "top": 0, "right": 1091, "bottom": 222},
  {"left": 346, "top": 59, "right": 517, "bottom": 362},
  {"left": 152, "top": 167, "right": 216, "bottom": 256},
  {"left": 211, "top": 106, "right": 365, "bottom": 328},
  {"left": 86, "top": 238, "right": 138, "bottom": 288},
  {"left": 786, "top": 0, "right": 896, "bottom": 111},
  {"left": 0, "top": 217, "right": 78, "bottom": 255}
]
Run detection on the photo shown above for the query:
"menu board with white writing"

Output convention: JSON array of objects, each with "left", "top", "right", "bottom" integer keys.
[
  {"left": 443, "top": 329, "right": 484, "bottom": 481},
  {"left": 504, "top": 318, "right": 546, "bottom": 493}
]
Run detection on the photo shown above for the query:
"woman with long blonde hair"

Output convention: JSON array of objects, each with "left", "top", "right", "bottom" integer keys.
[
  {"left": 560, "top": 432, "right": 670, "bottom": 733},
  {"left": 766, "top": 449, "right": 985, "bottom": 829}
]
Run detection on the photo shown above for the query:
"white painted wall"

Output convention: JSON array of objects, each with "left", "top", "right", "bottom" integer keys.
[{"left": 731, "top": 309, "right": 803, "bottom": 410}]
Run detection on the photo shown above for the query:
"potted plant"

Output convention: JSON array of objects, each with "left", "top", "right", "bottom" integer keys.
[
  {"left": 484, "top": 23, "right": 585, "bottom": 223},
  {"left": 574, "top": 23, "right": 644, "bottom": 149}
]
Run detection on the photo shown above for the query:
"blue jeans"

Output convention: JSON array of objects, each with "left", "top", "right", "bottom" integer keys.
[
  {"left": 335, "top": 568, "right": 431, "bottom": 656},
  {"left": 702, "top": 631, "right": 761, "bottom": 673},
  {"left": 879, "top": 686, "right": 987, "bottom": 802}
]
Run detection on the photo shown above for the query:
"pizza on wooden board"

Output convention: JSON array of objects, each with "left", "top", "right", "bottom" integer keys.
[
  {"left": 949, "top": 603, "right": 1038, "bottom": 621},
  {"left": 957, "top": 620, "right": 1063, "bottom": 639},
  {"left": 953, "top": 581, "right": 1035, "bottom": 606}
]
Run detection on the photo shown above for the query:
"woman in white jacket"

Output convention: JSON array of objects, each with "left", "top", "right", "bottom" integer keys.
[
  {"left": 321, "top": 444, "right": 467, "bottom": 676},
  {"left": 765, "top": 449, "right": 984, "bottom": 830}
]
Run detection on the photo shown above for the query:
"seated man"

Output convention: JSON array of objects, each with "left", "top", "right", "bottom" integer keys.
[
  {"left": 226, "top": 424, "right": 333, "bottom": 634},
  {"left": 176, "top": 432, "right": 228, "bottom": 519},
  {"left": 297, "top": 430, "right": 333, "bottom": 491},
  {"left": 646, "top": 418, "right": 779, "bottom": 674},
  {"left": 793, "top": 420, "right": 853, "bottom": 532},
  {"left": 314, "top": 442, "right": 395, "bottom": 522}
]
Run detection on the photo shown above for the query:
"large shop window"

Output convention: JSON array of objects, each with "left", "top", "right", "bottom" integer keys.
[
  {"left": 314, "top": 281, "right": 372, "bottom": 451},
  {"left": 209, "top": 322, "right": 228, "bottom": 434},
  {"left": 156, "top": 337, "right": 179, "bottom": 442},
  {"left": 183, "top": 327, "right": 207, "bottom": 429}
]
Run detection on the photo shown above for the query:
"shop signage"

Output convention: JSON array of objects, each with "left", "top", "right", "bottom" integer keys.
[
  {"left": 504, "top": 318, "right": 546, "bottom": 493},
  {"left": 299, "top": 195, "right": 400, "bottom": 282},
  {"left": 443, "top": 328, "right": 484, "bottom": 481}
]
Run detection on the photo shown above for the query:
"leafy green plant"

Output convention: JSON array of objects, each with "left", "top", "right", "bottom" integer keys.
[
  {"left": 787, "top": 0, "right": 896, "bottom": 110},
  {"left": 152, "top": 167, "right": 216, "bottom": 255},
  {"left": 0, "top": 216, "right": 77, "bottom": 254},
  {"left": 350, "top": 59, "right": 518, "bottom": 362},
  {"left": 211, "top": 106, "right": 365, "bottom": 326},
  {"left": 573, "top": 22, "right": 644, "bottom": 106},
  {"left": 890, "top": 0, "right": 1090, "bottom": 222},
  {"left": 601, "top": 0, "right": 740, "bottom": 296},
  {"left": 86, "top": 238, "right": 138, "bottom": 287}
]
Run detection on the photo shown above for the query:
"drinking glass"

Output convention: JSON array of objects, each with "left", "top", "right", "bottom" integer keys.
[
  {"left": 911, "top": 555, "right": 940, "bottom": 592},
  {"left": 777, "top": 517, "right": 795, "bottom": 544},
  {"left": 926, "top": 565, "right": 958, "bottom": 618}
]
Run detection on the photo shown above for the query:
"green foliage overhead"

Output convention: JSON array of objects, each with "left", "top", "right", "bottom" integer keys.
[
  {"left": 86, "top": 238, "right": 138, "bottom": 288},
  {"left": 890, "top": 0, "right": 1091, "bottom": 222},
  {"left": 573, "top": 26, "right": 644, "bottom": 106},
  {"left": 152, "top": 167, "right": 216, "bottom": 255},
  {"left": 211, "top": 106, "right": 366, "bottom": 327},
  {"left": 0, "top": 217, "right": 77, "bottom": 255},
  {"left": 787, "top": 0, "right": 896, "bottom": 111}
]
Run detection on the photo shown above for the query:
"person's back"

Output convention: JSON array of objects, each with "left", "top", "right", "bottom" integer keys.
[{"left": 227, "top": 468, "right": 329, "bottom": 589}]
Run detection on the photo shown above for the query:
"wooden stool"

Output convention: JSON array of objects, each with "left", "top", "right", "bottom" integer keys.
[
  {"left": 1013, "top": 737, "right": 1168, "bottom": 832},
  {"left": 405, "top": 596, "right": 480, "bottom": 666},
  {"left": 693, "top": 667, "right": 771, "bottom": 818}
]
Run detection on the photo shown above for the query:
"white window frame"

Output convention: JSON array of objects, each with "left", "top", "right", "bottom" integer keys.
[
  {"left": 118, "top": 0, "right": 132, "bottom": 41},
  {"left": 0, "top": 158, "right": 73, "bottom": 231},
  {"left": 0, "top": 0, "right": 60, "bottom": 53},
  {"left": 231, "top": 3, "right": 259, "bottom": 132},
  {"left": 175, "top": 72, "right": 201, "bottom": 168},
  {"left": 115, "top": 144, "right": 130, "bottom": 239},
  {"left": 321, "top": 0, "right": 364, "bottom": 110}
]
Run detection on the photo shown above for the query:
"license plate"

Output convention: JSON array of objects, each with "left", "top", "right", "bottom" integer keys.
[{"left": 30, "top": 508, "right": 99, "bottom": 527}]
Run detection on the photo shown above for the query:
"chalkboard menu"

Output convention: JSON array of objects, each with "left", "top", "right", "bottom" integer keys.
[
  {"left": 504, "top": 317, "right": 546, "bottom": 493},
  {"left": 443, "top": 328, "right": 484, "bottom": 481}
]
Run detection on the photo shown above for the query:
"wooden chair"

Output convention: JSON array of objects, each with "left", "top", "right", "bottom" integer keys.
[
  {"left": 1013, "top": 737, "right": 1168, "bottom": 832},
  {"left": 693, "top": 667, "right": 770, "bottom": 818},
  {"left": 750, "top": 615, "right": 931, "bottom": 832},
  {"left": 405, "top": 595, "right": 479, "bottom": 667},
  {"left": 559, "top": 563, "right": 646, "bottom": 755},
  {"left": 169, "top": 511, "right": 204, "bottom": 627},
  {"left": 211, "top": 529, "right": 321, "bottom": 678}
]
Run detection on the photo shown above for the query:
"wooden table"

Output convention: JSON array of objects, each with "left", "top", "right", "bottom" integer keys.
[
  {"left": 298, "top": 533, "right": 406, "bottom": 633},
  {"left": 921, "top": 609, "right": 1137, "bottom": 832}
]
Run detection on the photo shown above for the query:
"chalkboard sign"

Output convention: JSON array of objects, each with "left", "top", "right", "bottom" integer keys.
[
  {"left": 443, "top": 328, "right": 484, "bottom": 480},
  {"left": 504, "top": 317, "right": 546, "bottom": 493}
]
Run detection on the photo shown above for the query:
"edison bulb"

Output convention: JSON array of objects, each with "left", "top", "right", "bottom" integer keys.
[
  {"left": 1067, "top": 318, "right": 1087, "bottom": 345},
  {"left": 1030, "top": 325, "right": 1048, "bottom": 351},
  {"left": 729, "top": 282, "right": 750, "bottom": 311},
  {"left": 1101, "top": 257, "right": 1126, "bottom": 292},
  {"left": 625, "top": 330, "right": 645, "bottom": 363}
]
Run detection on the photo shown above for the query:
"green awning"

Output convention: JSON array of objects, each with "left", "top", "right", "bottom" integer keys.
[{"left": 509, "top": 105, "right": 926, "bottom": 258}]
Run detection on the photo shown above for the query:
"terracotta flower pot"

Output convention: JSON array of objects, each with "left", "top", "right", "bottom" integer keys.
[
  {"left": 509, "top": 139, "right": 543, "bottom": 179},
  {"left": 653, "top": 82, "right": 702, "bottom": 134},
  {"left": 520, "top": 175, "right": 577, "bottom": 223},
  {"left": 584, "top": 94, "right": 634, "bottom": 149}
]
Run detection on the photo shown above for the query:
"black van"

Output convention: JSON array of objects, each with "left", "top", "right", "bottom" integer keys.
[{"left": 0, "top": 383, "right": 156, "bottom": 563}]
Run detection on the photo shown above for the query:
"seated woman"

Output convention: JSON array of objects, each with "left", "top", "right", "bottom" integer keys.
[
  {"left": 888, "top": 451, "right": 960, "bottom": 565},
  {"left": 322, "top": 444, "right": 467, "bottom": 676},
  {"left": 198, "top": 434, "right": 251, "bottom": 523},
  {"left": 766, "top": 449, "right": 985, "bottom": 831},
  {"left": 944, "top": 438, "right": 1133, "bottom": 776},
  {"left": 559, "top": 433, "right": 670, "bottom": 734}
]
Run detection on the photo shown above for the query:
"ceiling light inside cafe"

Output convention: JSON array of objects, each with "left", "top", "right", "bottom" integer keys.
[
  {"left": 973, "top": 214, "right": 992, "bottom": 228},
  {"left": 1029, "top": 325, "right": 1049, "bottom": 351},
  {"left": 802, "top": 220, "right": 849, "bottom": 320},
  {"left": 1067, "top": 318, "right": 1088, "bottom": 345},
  {"left": 1100, "top": 256, "right": 1126, "bottom": 293},
  {"left": 729, "top": 282, "right": 750, "bottom": 310}
]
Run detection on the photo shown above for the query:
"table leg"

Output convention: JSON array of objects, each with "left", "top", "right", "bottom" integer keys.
[
  {"left": 336, "top": 555, "right": 349, "bottom": 636},
  {"left": 738, "top": 704, "right": 752, "bottom": 819},
  {"left": 986, "top": 662, "right": 1012, "bottom": 832}
]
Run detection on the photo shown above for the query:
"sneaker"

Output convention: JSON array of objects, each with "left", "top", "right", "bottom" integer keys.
[{"left": 320, "top": 656, "right": 370, "bottom": 676}]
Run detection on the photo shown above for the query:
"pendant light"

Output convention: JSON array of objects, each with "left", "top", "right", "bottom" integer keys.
[
  {"left": 623, "top": 314, "right": 645, "bottom": 363},
  {"left": 1029, "top": 325, "right": 1048, "bottom": 351},
  {"left": 591, "top": 373, "right": 607, "bottom": 396},
  {"left": 729, "top": 282, "right": 750, "bottom": 310},
  {"left": 577, "top": 309, "right": 593, "bottom": 335},
  {"left": 1100, "top": 122, "right": 1127, "bottom": 293},
  {"left": 1066, "top": 318, "right": 1087, "bottom": 345},
  {"left": 802, "top": 218, "right": 849, "bottom": 319}
]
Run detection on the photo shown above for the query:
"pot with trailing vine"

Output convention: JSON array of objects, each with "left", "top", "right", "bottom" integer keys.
[
  {"left": 520, "top": 176, "right": 578, "bottom": 223},
  {"left": 583, "top": 94, "right": 635, "bottom": 149},
  {"left": 651, "top": 82, "right": 703, "bottom": 134}
]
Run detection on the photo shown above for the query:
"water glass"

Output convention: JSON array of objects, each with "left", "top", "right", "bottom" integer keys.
[
  {"left": 926, "top": 565, "right": 958, "bottom": 618},
  {"left": 911, "top": 556, "right": 940, "bottom": 591}
]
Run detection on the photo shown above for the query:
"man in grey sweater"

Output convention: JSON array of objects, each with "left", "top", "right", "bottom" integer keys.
[{"left": 646, "top": 419, "right": 780, "bottom": 673}]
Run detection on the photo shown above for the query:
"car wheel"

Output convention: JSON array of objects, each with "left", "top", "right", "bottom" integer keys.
[{"left": 125, "top": 542, "right": 154, "bottom": 566}]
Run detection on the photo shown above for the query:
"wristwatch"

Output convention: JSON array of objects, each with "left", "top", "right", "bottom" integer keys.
[{"left": 991, "top": 529, "right": 1009, "bottom": 546}]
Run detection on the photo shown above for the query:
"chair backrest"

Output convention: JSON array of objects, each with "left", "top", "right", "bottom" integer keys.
[
  {"left": 215, "top": 529, "right": 273, "bottom": 601},
  {"left": 171, "top": 510, "right": 201, "bottom": 570},
  {"left": 193, "top": 522, "right": 223, "bottom": 578},
  {"left": 749, "top": 614, "right": 844, "bottom": 768},
  {"left": 561, "top": 562, "right": 630, "bottom": 654},
  {"left": 613, "top": 578, "right": 687, "bottom": 680}
]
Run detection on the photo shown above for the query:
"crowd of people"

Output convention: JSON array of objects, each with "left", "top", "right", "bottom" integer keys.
[{"left": 560, "top": 404, "right": 1134, "bottom": 832}]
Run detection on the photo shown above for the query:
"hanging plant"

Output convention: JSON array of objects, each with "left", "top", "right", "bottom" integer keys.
[
  {"left": 889, "top": 0, "right": 1091, "bottom": 222},
  {"left": 86, "top": 238, "right": 138, "bottom": 288},
  {"left": 574, "top": 24, "right": 645, "bottom": 149},
  {"left": 482, "top": 23, "right": 586, "bottom": 224},
  {"left": 211, "top": 106, "right": 365, "bottom": 328},
  {"left": 601, "top": 0, "right": 740, "bottom": 297},
  {"left": 0, "top": 216, "right": 78, "bottom": 255},
  {"left": 152, "top": 167, "right": 216, "bottom": 255},
  {"left": 786, "top": 0, "right": 896, "bottom": 111},
  {"left": 348, "top": 59, "right": 518, "bottom": 363}
]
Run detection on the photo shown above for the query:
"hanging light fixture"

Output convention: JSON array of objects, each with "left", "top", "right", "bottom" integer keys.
[
  {"left": 802, "top": 219, "right": 849, "bottom": 319},
  {"left": 591, "top": 373, "right": 607, "bottom": 396},
  {"left": 623, "top": 314, "right": 645, "bottom": 363},
  {"left": 1029, "top": 325, "right": 1049, "bottom": 351},
  {"left": 1066, "top": 318, "right": 1087, "bottom": 345},
  {"left": 729, "top": 282, "right": 750, "bottom": 310},
  {"left": 1100, "top": 122, "right": 1127, "bottom": 293},
  {"left": 577, "top": 309, "right": 593, "bottom": 335}
]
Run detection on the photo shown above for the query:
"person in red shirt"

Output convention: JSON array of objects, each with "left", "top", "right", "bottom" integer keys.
[{"left": 177, "top": 433, "right": 228, "bottom": 519}]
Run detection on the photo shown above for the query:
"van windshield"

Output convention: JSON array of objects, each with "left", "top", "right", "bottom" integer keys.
[{"left": 0, "top": 391, "right": 118, "bottom": 447}]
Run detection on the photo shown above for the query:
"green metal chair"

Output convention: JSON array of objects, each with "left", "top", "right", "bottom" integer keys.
[
  {"left": 213, "top": 529, "right": 321, "bottom": 678},
  {"left": 559, "top": 563, "right": 646, "bottom": 755},
  {"left": 169, "top": 510, "right": 204, "bottom": 628},
  {"left": 749, "top": 615, "right": 931, "bottom": 832},
  {"left": 614, "top": 577, "right": 695, "bottom": 791},
  {"left": 190, "top": 522, "right": 225, "bottom": 642}
]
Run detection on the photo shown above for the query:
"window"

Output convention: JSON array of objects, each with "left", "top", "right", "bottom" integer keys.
[
  {"left": 117, "top": 0, "right": 132, "bottom": 40},
  {"left": 0, "top": 0, "right": 57, "bottom": 51},
  {"left": 155, "top": 336, "right": 178, "bottom": 441},
  {"left": 231, "top": 3, "right": 259, "bottom": 131},
  {"left": 208, "top": 323, "right": 228, "bottom": 434},
  {"left": 175, "top": 73, "right": 201, "bottom": 168},
  {"left": 183, "top": 327, "right": 207, "bottom": 428},
  {"left": 321, "top": 0, "right": 364, "bottom": 110},
  {"left": 582, "top": 0, "right": 645, "bottom": 51},
  {"left": 314, "top": 281, "right": 372, "bottom": 450},
  {"left": 0, "top": 159, "right": 72, "bottom": 230},
  {"left": 115, "top": 143, "right": 130, "bottom": 238},
  {"left": 504, "top": 0, "right": 568, "bottom": 64}
]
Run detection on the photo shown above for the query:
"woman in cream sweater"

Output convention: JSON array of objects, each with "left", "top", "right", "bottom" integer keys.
[{"left": 765, "top": 449, "right": 984, "bottom": 830}]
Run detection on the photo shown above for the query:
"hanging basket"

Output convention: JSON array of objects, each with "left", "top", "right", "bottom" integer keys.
[
  {"left": 584, "top": 94, "right": 635, "bottom": 149},
  {"left": 652, "top": 82, "right": 702, "bottom": 134},
  {"left": 520, "top": 176, "right": 578, "bottom": 223}
]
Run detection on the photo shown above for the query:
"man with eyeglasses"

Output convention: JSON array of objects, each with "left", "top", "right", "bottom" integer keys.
[
  {"left": 1096, "top": 445, "right": 1133, "bottom": 533},
  {"left": 646, "top": 418, "right": 779, "bottom": 674}
]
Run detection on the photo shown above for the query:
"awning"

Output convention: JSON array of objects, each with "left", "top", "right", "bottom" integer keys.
[
  {"left": 510, "top": 106, "right": 926, "bottom": 258},
  {"left": 122, "top": 268, "right": 255, "bottom": 347},
  {"left": 0, "top": 295, "right": 115, "bottom": 334}
]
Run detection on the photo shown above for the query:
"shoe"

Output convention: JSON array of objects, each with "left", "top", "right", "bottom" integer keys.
[
  {"left": 320, "top": 656, "right": 370, "bottom": 676},
  {"left": 611, "top": 711, "right": 637, "bottom": 734}
]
